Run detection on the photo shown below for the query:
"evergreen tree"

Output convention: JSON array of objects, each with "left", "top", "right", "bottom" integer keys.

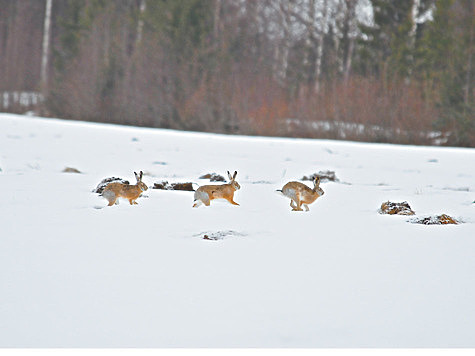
[
  {"left": 417, "top": 0, "right": 474, "bottom": 146},
  {"left": 356, "top": 0, "right": 413, "bottom": 77}
]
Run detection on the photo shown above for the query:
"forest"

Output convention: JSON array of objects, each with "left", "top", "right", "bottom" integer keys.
[{"left": 0, "top": 0, "right": 473, "bottom": 146}]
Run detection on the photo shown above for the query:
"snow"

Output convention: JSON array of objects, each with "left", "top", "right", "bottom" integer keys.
[{"left": 1, "top": 113, "right": 474, "bottom": 347}]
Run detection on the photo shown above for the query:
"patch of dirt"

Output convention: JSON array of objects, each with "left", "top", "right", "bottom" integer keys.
[
  {"left": 379, "top": 201, "right": 416, "bottom": 215},
  {"left": 199, "top": 173, "right": 226, "bottom": 182},
  {"left": 442, "top": 186, "right": 470, "bottom": 192},
  {"left": 250, "top": 180, "right": 273, "bottom": 184},
  {"left": 302, "top": 170, "right": 339, "bottom": 183},
  {"left": 194, "top": 230, "right": 246, "bottom": 241},
  {"left": 93, "top": 177, "right": 129, "bottom": 194},
  {"left": 153, "top": 181, "right": 195, "bottom": 191},
  {"left": 411, "top": 214, "right": 460, "bottom": 225},
  {"left": 62, "top": 167, "right": 81, "bottom": 174}
]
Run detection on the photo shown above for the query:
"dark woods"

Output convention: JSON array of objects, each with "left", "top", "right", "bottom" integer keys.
[{"left": 1, "top": 0, "right": 473, "bottom": 146}]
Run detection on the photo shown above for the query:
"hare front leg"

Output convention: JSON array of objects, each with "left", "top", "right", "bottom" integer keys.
[{"left": 227, "top": 197, "right": 240, "bottom": 205}]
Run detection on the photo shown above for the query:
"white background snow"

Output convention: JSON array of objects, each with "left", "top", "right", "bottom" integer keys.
[{"left": 1, "top": 113, "right": 474, "bottom": 347}]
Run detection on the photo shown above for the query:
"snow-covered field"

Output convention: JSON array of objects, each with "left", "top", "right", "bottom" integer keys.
[{"left": 1, "top": 113, "right": 474, "bottom": 348}]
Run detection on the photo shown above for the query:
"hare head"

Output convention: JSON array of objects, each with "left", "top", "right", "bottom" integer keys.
[
  {"left": 313, "top": 176, "right": 324, "bottom": 197},
  {"left": 134, "top": 171, "right": 148, "bottom": 192},
  {"left": 227, "top": 170, "right": 241, "bottom": 191}
]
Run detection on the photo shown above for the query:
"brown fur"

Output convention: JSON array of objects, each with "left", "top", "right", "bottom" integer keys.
[
  {"left": 280, "top": 176, "right": 324, "bottom": 211},
  {"left": 193, "top": 171, "right": 240, "bottom": 207},
  {"left": 102, "top": 171, "right": 148, "bottom": 206}
]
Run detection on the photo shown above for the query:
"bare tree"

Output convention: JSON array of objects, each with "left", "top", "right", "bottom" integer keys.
[
  {"left": 273, "top": 0, "right": 295, "bottom": 85},
  {"left": 40, "top": 0, "right": 53, "bottom": 93},
  {"left": 314, "top": 0, "right": 329, "bottom": 93},
  {"left": 213, "top": 0, "right": 221, "bottom": 46},
  {"left": 135, "top": 0, "right": 146, "bottom": 46},
  {"left": 342, "top": 0, "right": 357, "bottom": 81},
  {"left": 289, "top": 0, "right": 329, "bottom": 93}
]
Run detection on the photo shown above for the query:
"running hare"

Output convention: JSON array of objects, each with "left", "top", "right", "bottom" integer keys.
[
  {"left": 102, "top": 171, "right": 148, "bottom": 206},
  {"left": 278, "top": 176, "right": 324, "bottom": 211},
  {"left": 193, "top": 171, "right": 240, "bottom": 207}
]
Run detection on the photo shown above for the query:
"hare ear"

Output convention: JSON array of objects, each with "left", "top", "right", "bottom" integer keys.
[
  {"left": 227, "top": 171, "right": 232, "bottom": 180},
  {"left": 134, "top": 171, "right": 139, "bottom": 181},
  {"left": 314, "top": 176, "right": 320, "bottom": 186},
  {"left": 233, "top": 171, "right": 237, "bottom": 179},
  {"left": 139, "top": 171, "right": 143, "bottom": 180}
]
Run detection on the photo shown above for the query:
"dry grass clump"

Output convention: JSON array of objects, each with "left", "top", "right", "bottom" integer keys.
[
  {"left": 411, "top": 214, "right": 459, "bottom": 225},
  {"left": 62, "top": 167, "right": 81, "bottom": 173},
  {"left": 302, "top": 170, "right": 339, "bottom": 183},
  {"left": 199, "top": 173, "right": 226, "bottom": 182},
  {"left": 379, "top": 201, "right": 416, "bottom": 216},
  {"left": 195, "top": 230, "right": 246, "bottom": 241},
  {"left": 153, "top": 181, "right": 195, "bottom": 191},
  {"left": 93, "top": 177, "right": 129, "bottom": 194}
]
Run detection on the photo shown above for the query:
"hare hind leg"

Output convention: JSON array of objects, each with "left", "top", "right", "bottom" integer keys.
[
  {"left": 192, "top": 200, "right": 201, "bottom": 207},
  {"left": 193, "top": 191, "right": 210, "bottom": 207},
  {"left": 285, "top": 189, "right": 303, "bottom": 211},
  {"left": 292, "top": 203, "right": 303, "bottom": 211},
  {"left": 103, "top": 190, "right": 118, "bottom": 206}
]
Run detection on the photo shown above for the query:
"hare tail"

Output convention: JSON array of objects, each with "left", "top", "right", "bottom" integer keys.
[
  {"left": 193, "top": 190, "right": 210, "bottom": 206},
  {"left": 102, "top": 189, "right": 116, "bottom": 204}
]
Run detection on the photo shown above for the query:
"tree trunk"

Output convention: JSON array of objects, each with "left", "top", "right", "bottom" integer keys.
[
  {"left": 343, "top": 0, "right": 357, "bottom": 82},
  {"left": 275, "top": 0, "right": 294, "bottom": 84},
  {"left": 405, "top": 0, "right": 421, "bottom": 82},
  {"left": 213, "top": 0, "right": 221, "bottom": 46},
  {"left": 314, "top": 0, "right": 328, "bottom": 94},
  {"left": 135, "top": 0, "right": 146, "bottom": 46},
  {"left": 409, "top": 0, "right": 421, "bottom": 41},
  {"left": 40, "top": 0, "right": 53, "bottom": 93},
  {"left": 302, "top": 0, "right": 316, "bottom": 80}
]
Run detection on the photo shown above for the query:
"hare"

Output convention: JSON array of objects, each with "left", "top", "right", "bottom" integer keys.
[
  {"left": 193, "top": 171, "right": 240, "bottom": 207},
  {"left": 102, "top": 171, "right": 148, "bottom": 206},
  {"left": 277, "top": 176, "right": 324, "bottom": 211}
]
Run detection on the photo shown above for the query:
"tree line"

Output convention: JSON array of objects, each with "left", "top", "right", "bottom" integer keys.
[{"left": 0, "top": 0, "right": 473, "bottom": 146}]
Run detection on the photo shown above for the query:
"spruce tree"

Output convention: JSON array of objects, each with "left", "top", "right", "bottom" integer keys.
[{"left": 418, "top": 0, "right": 474, "bottom": 146}]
